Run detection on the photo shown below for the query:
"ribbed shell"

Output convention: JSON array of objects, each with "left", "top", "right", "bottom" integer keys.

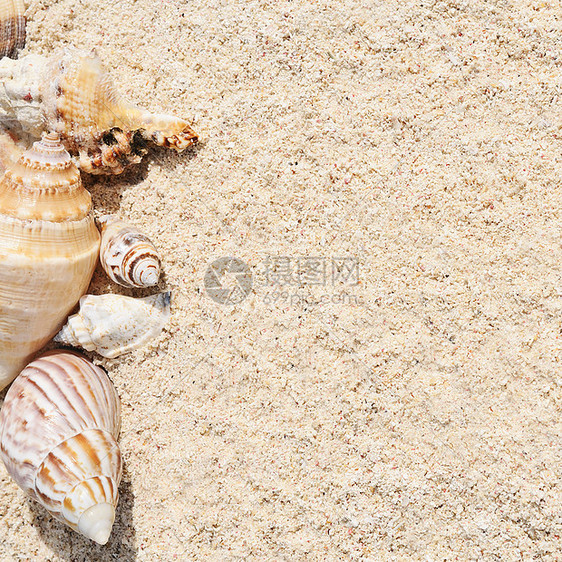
[
  {"left": 0, "top": 0, "right": 25, "bottom": 58},
  {"left": 0, "top": 48, "right": 198, "bottom": 174},
  {"left": 0, "top": 351, "right": 122, "bottom": 544},
  {"left": 55, "top": 292, "right": 171, "bottom": 359},
  {"left": 0, "top": 132, "right": 100, "bottom": 390},
  {"left": 99, "top": 215, "right": 161, "bottom": 288}
]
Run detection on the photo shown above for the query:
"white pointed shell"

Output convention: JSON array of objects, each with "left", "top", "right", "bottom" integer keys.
[
  {"left": 99, "top": 215, "right": 161, "bottom": 288},
  {"left": 0, "top": 132, "right": 99, "bottom": 390},
  {"left": 0, "top": 47, "right": 197, "bottom": 174},
  {"left": 0, "top": 351, "right": 122, "bottom": 545},
  {"left": 55, "top": 292, "right": 171, "bottom": 359}
]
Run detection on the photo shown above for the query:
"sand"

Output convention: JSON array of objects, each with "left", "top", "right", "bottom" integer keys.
[{"left": 0, "top": 0, "right": 561, "bottom": 560}]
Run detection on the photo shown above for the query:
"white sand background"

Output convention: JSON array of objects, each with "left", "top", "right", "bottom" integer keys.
[{"left": 0, "top": 0, "right": 560, "bottom": 560}]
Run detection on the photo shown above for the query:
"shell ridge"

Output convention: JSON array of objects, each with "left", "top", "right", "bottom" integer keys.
[
  {"left": 0, "top": 0, "right": 26, "bottom": 59},
  {"left": 34, "top": 428, "right": 121, "bottom": 514},
  {"left": 1, "top": 357, "right": 119, "bottom": 482},
  {"left": 51, "top": 353, "right": 119, "bottom": 436},
  {"left": 30, "top": 363, "right": 92, "bottom": 431},
  {"left": 36, "top": 356, "right": 110, "bottom": 426},
  {"left": 33, "top": 427, "right": 119, "bottom": 488},
  {"left": 57, "top": 354, "right": 107, "bottom": 427}
]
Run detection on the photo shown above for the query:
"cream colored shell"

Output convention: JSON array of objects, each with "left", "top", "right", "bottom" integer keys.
[
  {"left": 0, "top": 351, "right": 122, "bottom": 545},
  {"left": 55, "top": 292, "right": 171, "bottom": 359},
  {"left": 0, "top": 132, "right": 100, "bottom": 390},
  {"left": 99, "top": 214, "right": 161, "bottom": 288},
  {"left": 0, "top": 47, "right": 198, "bottom": 174}
]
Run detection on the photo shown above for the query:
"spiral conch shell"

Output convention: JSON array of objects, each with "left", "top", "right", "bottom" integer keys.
[
  {"left": 0, "top": 351, "right": 122, "bottom": 545},
  {"left": 0, "top": 47, "right": 198, "bottom": 174},
  {"left": 0, "top": 0, "right": 25, "bottom": 59},
  {"left": 55, "top": 292, "right": 171, "bottom": 359},
  {"left": 99, "top": 215, "right": 161, "bottom": 288},
  {"left": 0, "top": 132, "right": 99, "bottom": 390}
]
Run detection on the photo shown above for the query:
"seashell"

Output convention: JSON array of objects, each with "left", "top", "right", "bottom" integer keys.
[
  {"left": 0, "top": 131, "right": 99, "bottom": 390},
  {"left": 55, "top": 292, "right": 171, "bottom": 359},
  {"left": 0, "top": 0, "right": 25, "bottom": 59},
  {"left": 0, "top": 350, "right": 122, "bottom": 545},
  {"left": 0, "top": 47, "right": 198, "bottom": 174},
  {"left": 0, "top": 128, "right": 22, "bottom": 173},
  {"left": 99, "top": 214, "right": 161, "bottom": 288}
]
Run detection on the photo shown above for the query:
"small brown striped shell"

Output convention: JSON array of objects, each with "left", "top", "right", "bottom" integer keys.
[
  {"left": 0, "top": 0, "right": 25, "bottom": 58},
  {"left": 99, "top": 215, "right": 161, "bottom": 288},
  {"left": 0, "top": 351, "right": 122, "bottom": 545}
]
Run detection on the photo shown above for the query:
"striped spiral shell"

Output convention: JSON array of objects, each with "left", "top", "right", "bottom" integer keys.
[
  {"left": 0, "top": 131, "right": 99, "bottom": 390},
  {"left": 99, "top": 215, "right": 161, "bottom": 288},
  {"left": 0, "top": 351, "right": 122, "bottom": 545},
  {"left": 0, "top": 0, "right": 25, "bottom": 58}
]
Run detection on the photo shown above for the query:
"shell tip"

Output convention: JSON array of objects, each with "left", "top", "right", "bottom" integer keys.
[
  {"left": 42, "top": 131, "right": 61, "bottom": 142},
  {"left": 140, "top": 268, "right": 160, "bottom": 287},
  {"left": 160, "top": 291, "right": 172, "bottom": 307},
  {"left": 78, "top": 502, "right": 115, "bottom": 545}
]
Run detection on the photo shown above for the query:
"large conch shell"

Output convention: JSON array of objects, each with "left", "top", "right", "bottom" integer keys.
[
  {"left": 0, "top": 47, "right": 198, "bottom": 173},
  {"left": 99, "top": 214, "right": 161, "bottom": 288},
  {"left": 0, "top": 0, "right": 25, "bottom": 59},
  {"left": 0, "top": 351, "right": 122, "bottom": 545},
  {"left": 0, "top": 131, "right": 99, "bottom": 390},
  {"left": 55, "top": 292, "right": 171, "bottom": 358}
]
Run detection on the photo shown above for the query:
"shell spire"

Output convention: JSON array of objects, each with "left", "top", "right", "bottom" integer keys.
[
  {"left": 0, "top": 131, "right": 100, "bottom": 389},
  {"left": 0, "top": 351, "right": 122, "bottom": 544},
  {"left": 0, "top": 131, "right": 94, "bottom": 220}
]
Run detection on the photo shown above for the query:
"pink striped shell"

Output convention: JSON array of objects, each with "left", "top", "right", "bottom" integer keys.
[{"left": 0, "top": 351, "right": 122, "bottom": 545}]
